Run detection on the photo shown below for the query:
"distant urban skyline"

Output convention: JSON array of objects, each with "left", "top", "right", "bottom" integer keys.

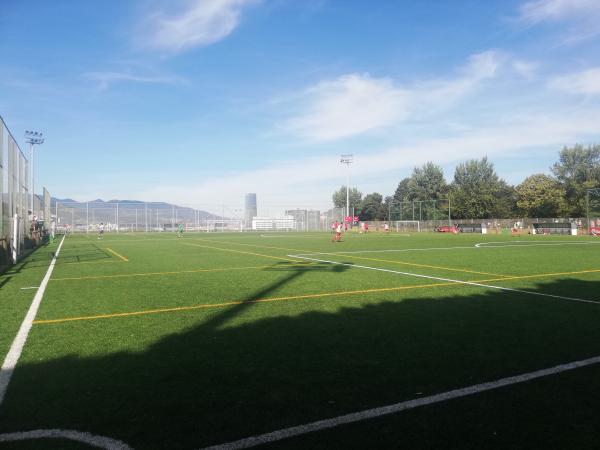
[{"left": 1, "top": 1, "right": 599, "bottom": 207}]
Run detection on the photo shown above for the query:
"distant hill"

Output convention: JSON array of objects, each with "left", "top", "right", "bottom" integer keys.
[{"left": 51, "top": 198, "right": 221, "bottom": 220}]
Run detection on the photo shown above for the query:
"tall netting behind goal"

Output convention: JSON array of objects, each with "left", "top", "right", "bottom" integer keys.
[
  {"left": 588, "top": 188, "right": 600, "bottom": 235},
  {"left": 388, "top": 199, "right": 450, "bottom": 231},
  {"left": 395, "top": 220, "right": 420, "bottom": 233}
]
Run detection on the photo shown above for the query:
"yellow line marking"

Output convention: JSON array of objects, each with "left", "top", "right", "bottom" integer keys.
[
  {"left": 51, "top": 264, "right": 307, "bottom": 281},
  {"left": 34, "top": 267, "right": 600, "bottom": 325},
  {"left": 32, "top": 281, "right": 456, "bottom": 325},
  {"left": 326, "top": 252, "right": 509, "bottom": 278},
  {"left": 181, "top": 242, "right": 306, "bottom": 263},
  {"left": 479, "top": 268, "right": 600, "bottom": 283},
  {"left": 190, "top": 237, "right": 506, "bottom": 277},
  {"left": 190, "top": 237, "right": 307, "bottom": 254},
  {"left": 106, "top": 248, "right": 129, "bottom": 262}
]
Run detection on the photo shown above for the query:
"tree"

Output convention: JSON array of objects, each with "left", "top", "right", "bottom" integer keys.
[
  {"left": 393, "top": 178, "right": 410, "bottom": 203},
  {"left": 516, "top": 174, "right": 568, "bottom": 218},
  {"left": 332, "top": 186, "right": 362, "bottom": 211},
  {"left": 551, "top": 144, "right": 600, "bottom": 216},
  {"left": 359, "top": 193, "right": 385, "bottom": 221},
  {"left": 406, "top": 162, "right": 447, "bottom": 201},
  {"left": 450, "top": 157, "right": 512, "bottom": 219}
]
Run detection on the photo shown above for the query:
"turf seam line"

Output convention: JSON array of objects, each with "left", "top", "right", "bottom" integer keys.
[
  {"left": 289, "top": 255, "right": 600, "bottom": 305},
  {"left": 0, "top": 429, "right": 132, "bottom": 450},
  {"left": 0, "top": 235, "right": 66, "bottom": 405},
  {"left": 200, "top": 354, "right": 600, "bottom": 450}
]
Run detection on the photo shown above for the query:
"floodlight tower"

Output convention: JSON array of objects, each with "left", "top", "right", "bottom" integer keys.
[
  {"left": 25, "top": 130, "right": 44, "bottom": 216},
  {"left": 340, "top": 154, "right": 353, "bottom": 219}
]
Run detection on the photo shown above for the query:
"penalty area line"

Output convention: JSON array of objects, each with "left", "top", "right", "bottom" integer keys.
[
  {"left": 201, "top": 354, "right": 600, "bottom": 450},
  {"left": 0, "top": 235, "right": 66, "bottom": 405}
]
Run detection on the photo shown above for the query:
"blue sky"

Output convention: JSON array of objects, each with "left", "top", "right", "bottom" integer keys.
[{"left": 1, "top": 0, "right": 599, "bottom": 214}]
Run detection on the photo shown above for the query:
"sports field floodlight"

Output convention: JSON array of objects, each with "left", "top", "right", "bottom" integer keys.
[
  {"left": 25, "top": 130, "right": 45, "bottom": 216},
  {"left": 340, "top": 154, "right": 354, "bottom": 220}
]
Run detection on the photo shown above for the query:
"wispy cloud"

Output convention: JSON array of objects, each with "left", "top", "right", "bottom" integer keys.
[
  {"left": 139, "top": 0, "right": 258, "bottom": 53},
  {"left": 549, "top": 67, "right": 600, "bottom": 95},
  {"left": 518, "top": 0, "right": 600, "bottom": 43},
  {"left": 85, "top": 71, "right": 185, "bottom": 90},
  {"left": 136, "top": 108, "right": 600, "bottom": 209},
  {"left": 284, "top": 73, "right": 410, "bottom": 142},
  {"left": 283, "top": 50, "right": 504, "bottom": 142}
]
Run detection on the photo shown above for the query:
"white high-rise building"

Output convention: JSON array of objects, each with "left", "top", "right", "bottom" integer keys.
[{"left": 244, "top": 193, "right": 257, "bottom": 229}]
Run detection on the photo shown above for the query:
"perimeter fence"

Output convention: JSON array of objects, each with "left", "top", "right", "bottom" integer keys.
[
  {"left": 1, "top": 115, "right": 29, "bottom": 264},
  {"left": 53, "top": 199, "right": 598, "bottom": 236},
  {"left": 54, "top": 202, "right": 347, "bottom": 233}
]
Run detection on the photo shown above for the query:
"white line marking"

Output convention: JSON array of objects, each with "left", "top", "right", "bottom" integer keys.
[
  {"left": 295, "top": 246, "right": 476, "bottom": 256},
  {"left": 0, "top": 429, "right": 132, "bottom": 450},
  {"left": 474, "top": 241, "right": 600, "bottom": 248},
  {"left": 288, "top": 255, "right": 599, "bottom": 305},
  {"left": 260, "top": 235, "right": 324, "bottom": 239},
  {"left": 0, "top": 235, "right": 66, "bottom": 405},
  {"left": 202, "top": 354, "right": 600, "bottom": 449},
  {"left": 20, "top": 286, "right": 39, "bottom": 290},
  {"left": 294, "top": 240, "right": 600, "bottom": 256}
]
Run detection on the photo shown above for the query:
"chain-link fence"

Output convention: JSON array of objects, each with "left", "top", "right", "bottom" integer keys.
[
  {"left": 53, "top": 202, "right": 350, "bottom": 233},
  {"left": 1, "top": 115, "right": 30, "bottom": 264}
]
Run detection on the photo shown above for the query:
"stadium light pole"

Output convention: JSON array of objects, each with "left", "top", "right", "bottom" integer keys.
[
  {"left": 25, "top": 130, "right": 44, "bottom": 217},
  {"left": 340, "top": 154, "right": 353, "bottom": 220}
]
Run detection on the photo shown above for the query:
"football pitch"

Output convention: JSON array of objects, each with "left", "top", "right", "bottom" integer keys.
[{"left": 1, "top": 231, "right": 600, "bottom": 449}]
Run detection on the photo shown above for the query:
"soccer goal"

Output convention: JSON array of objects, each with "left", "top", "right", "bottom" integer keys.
[
  {"left": 395, "top": 220, "right": 420, "bottom": 233},
  {"left": 587, "top": 188, "right": 600, "bottom": 235}
]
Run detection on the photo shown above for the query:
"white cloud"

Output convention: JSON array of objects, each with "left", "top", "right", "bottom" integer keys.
[
  {"left": 135, "top": 110, "right": 600, "bottom": 210},
  {"left": 140, "top": 0, "right": 257, "bottom": 52},
  {"left": 85, "top": 71, "right": 185, "bottom": 90},
  {"left": 549, "top": 67, "right": 600, "bottom": 95},
  {"left": 283, "top": 50, "right": 503, "bottom": 142},
  {"left": 284, "top": 74, "right": 410, "bottom": 142},
  {"left": 518, "top": 0, "right": 600, "bottom": 43},
  {"left": 511, "top": 60, "right": 539, "bottom": 79}
]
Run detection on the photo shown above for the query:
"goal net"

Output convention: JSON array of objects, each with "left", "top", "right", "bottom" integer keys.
[
  {"left": 395, "top": 220, "right": 420, "bottom": 233},
  {"left": 588, "top": 188, "right": 600, "bottom": 235}
]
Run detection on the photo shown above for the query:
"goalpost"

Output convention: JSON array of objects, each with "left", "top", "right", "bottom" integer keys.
[{"left": 395, "top": 220, "right": 420, "bottom": 233}]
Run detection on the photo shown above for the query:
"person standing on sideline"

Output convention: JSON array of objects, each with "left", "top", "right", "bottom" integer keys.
[
  {"left": 98, "top": 222, "right": 104, "bottom": 240},
  {"left": 177, "top": 222, "right": 184, "bottom": 238}
]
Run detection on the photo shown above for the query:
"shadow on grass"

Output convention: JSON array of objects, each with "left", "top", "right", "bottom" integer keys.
[
  {"left": 1, "top": 276, "right": 600, "bottom": 449},
  {"left": 0, "top": 243, "right": 115, "bottom": 291}
]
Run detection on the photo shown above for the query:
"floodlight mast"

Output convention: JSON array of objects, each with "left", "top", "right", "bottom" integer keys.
[
  {"left": 24, "top": 130, "right": 44, "bottom": 216},
  {"left": 340, "top": 154, "right": 353, "bottom": 220}
]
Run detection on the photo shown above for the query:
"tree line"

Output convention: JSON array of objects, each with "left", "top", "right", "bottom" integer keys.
[{"left": 332, "top": 144, "right": 600, "bottom": 220}]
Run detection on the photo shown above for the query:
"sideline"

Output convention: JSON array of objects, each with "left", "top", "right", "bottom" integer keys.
[{"left": 0, "top": 235, "right": 66, "bottom": 405}]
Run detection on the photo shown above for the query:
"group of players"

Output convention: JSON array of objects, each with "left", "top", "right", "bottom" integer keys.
[{"left": 331, "top": 221, "right": 389, "bottom": 242}]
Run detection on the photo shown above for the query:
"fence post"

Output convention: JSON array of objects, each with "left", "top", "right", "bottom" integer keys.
[{"left": 86, "top": 202, "right": 89, "bottom": 234}]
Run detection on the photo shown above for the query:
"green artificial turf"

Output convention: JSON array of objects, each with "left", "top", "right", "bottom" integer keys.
[{"left": 1, "top": 231, "right": 599, "bottom": 449}]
